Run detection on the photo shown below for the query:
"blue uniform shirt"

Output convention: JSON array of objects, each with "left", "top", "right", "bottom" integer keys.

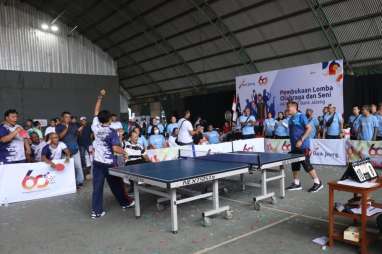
[
  {"left": 359, "top": 115, "right": 378, "bottom": 141},
  {"left": 205, "top": 131, "right": 220, "bottom": 144},
  {"left": 263, "top": 118, "right": 276, "bottom": 137},
  {"left": 307, "top": 117, "right": 319, "bottom": 139},
  {"left": 375, "top": 114, "right": 382, "bottom": 137},
  {"left": 239, "top": 115, "right": 256, "bottom": 135},
  {"left": 138, "top": 136, "right": 148, "bottom": 148},
  {"left": 289, "top": 112, "right": 310, "bottom": 151},
  {"left": 149, "top": 134, "right": 165, "bottom": 148},
  {"left": 147, "top": 124, "right": 165, "bottom": 134},
  {"left": 166, "top": 123, "right": 178, "bottom": 135},
  {"left": 274, "top": 118, "right": 289, "bottom": 137},
  {"left": 324, "top": 113, "right": 342, "bottom": 136},
  {"left": 349, "top": 114, "right": 361, "bottom": 136},
  {"left": 56, "top": 124, "right": 79, "bottom": 154}
]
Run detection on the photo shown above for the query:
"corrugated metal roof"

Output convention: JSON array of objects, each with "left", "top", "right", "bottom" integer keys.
[{"left": 19, "top": 0, "right": 382, "bottom": 102}]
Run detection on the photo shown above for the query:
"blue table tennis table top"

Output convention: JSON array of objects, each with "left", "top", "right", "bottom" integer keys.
[{"left": 110, "top": 152, "right": 304, "bottom": 185}]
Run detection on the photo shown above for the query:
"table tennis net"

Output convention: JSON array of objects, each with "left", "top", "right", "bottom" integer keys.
[{"left": 178, "top": 148, "right": 262, "bottom": 166}]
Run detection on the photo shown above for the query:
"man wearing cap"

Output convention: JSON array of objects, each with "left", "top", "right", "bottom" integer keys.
[{"left": 78, "top": 116, "right": 93, "bottom": 176}]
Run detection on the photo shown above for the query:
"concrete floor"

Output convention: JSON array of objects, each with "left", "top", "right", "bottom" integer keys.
[{"left": 0, "top": 165, "right": 381, "bottom": 254}]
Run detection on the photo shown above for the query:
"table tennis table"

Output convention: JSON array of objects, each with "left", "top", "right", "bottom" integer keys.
[{"left": 109, "top": 152, "right": 305, "bottom": 233}]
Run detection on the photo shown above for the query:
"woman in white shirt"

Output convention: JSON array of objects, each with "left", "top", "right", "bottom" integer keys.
[{"left": 168, "top": 128, "right": 179, "bottom": 147}]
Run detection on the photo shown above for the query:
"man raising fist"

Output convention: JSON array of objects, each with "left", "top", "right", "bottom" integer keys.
[{"left": 91, "top": 89, "right": 134, "bottom": 219}]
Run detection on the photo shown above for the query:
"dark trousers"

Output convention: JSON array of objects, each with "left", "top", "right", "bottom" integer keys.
[
  {"left": 92, "top": 161, "right": 128, "bottom": 214},
  {"left": 242, "top": 134, "right": 255, "bottom": 139},
  {"left": 325, "top": 134, "right": 340, "bottom": 139}
]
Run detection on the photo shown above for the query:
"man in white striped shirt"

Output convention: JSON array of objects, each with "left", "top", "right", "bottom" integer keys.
[
  {"left": 124, "top": 131, "right": 147, "bottom": 163},
  {"left": 124, "top": 131, "right": 149, "bottom": 194}
]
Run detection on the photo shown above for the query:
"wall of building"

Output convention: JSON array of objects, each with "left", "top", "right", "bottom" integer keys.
[
  {"left": 0, "top": 0, "right": 121, "bottom": 120},
  {"left": 0, "top": 0, "right": 116, "bottom": 75},
  {"left": 0, "top": 70, "right": 119, "bottom": 122}
]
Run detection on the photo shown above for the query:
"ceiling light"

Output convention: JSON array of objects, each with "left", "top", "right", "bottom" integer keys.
[
  {"left": 50, "top": 25, "right": 59, "bottom": 32},
  {"left": 41, "top": 23, "right": 49, "bottom": 30}
]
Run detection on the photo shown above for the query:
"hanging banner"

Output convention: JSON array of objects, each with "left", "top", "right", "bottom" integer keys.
[
  {"left": 310, "top": 139, "right": 347, "bottom": 166},
  {"left": 264, "top": 139, "right": 291, "bottom": 153},
  {"left": 232, "top": 138, "right": 265, "bottom": 152},
  {"left": 346, "top": 140, "right": 382, "bottom": 168},
  {"left": 236, "top": 60, "right": 344, "bottom": 119},
  {"left": 0, "top": 159, "right": 76, "bottom": 205}
]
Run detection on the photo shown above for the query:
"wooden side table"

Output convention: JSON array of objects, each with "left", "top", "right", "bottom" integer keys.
[{"left": 328, "top": 177, "right": 382, "bottom": 254}]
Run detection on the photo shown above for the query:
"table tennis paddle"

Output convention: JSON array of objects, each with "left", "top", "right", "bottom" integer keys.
[
  {"left": 54, "top": 163, "right": 65, "bottom": 171},
  {"left": 19, "top": 130, "right": 29, "bottom": 139}
]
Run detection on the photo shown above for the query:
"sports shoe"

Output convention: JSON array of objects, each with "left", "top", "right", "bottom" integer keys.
[
  {"left": 286, "top": 182, "right": 303, "bottom": 191},
  {"left": 91, "top": 211, "right": 106, "bottom": 219},
  {"left": 308, "top": 182, "right": 323, "bottom": 193},
  {"left": 122, "top": 200, "right": 135, "bottom": 210}
]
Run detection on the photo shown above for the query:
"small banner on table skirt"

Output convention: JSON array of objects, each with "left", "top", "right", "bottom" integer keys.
[
  {"left": 233, "top": 138, "right": 265, "bottom": 152},
  {"left": 146, "top": 147, "right": 180, "bottom": 162},
  {"left": 346, "top": 140, "right": 382, "bottom": 168},
  {"left": 0, "top": 159, "right": 76, "bottom": 204},
  {"left": 310, "top": 139, "right": 347, "bottom": 166},
  {"left": 264, "top": 139, "right": 291, "bottom": 153}
]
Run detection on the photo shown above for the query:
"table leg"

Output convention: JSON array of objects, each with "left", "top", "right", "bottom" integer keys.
[
  {"left": 280, "top": 166, "right": 285, "bottom": 198},
  {"left": 328, "top": 186, "right": 334, "bottom": 247},
  {"left": 240, "top": 174, "right": 245, "bottom": 191},
  {"left": 261, "top": 169, "right": 267, "bottom": 196},
  {"left": 212, "top": 180, "right": 219, "bottom": 210},
  {"left": 360, "top": 193, "right": 368, "bottom": 254},
  {"left": 134, "top": 182, "right": 140, "bottom": 218},
  {"left": 170, "top": 189, "right": 178, "bottom": 234}
]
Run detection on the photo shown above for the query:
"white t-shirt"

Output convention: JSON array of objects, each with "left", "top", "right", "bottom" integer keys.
[
  {"left": 110, "top": 121, "right": 123, "bottom": 130},
  {"left": 41, "top": 142, "right": 67, "bottom": 160},
  {"left": 168, "top": 136, "right": 178, "bottom": 147},
  {"left": 177, "top": 118, "right": 193, "bottom": 144}
]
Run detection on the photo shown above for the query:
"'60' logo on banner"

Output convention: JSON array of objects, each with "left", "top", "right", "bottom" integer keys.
[{"left": 21, "top": 170, "right": 54, "bottom": 190}]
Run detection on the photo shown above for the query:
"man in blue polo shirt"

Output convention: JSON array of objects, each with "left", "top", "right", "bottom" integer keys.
[
  {"left": 0, "top": 109, "right": 30, "bottom": 164},
  {"left": 358, "top": 105, "right": 378, "bottom": 141},
  {"left": 376, "top": 103, "right": 382, "bottom": 141},
  {"left": 91, "top": 89, "right": 134, "bottom": 219},
  {"left": 205, "top": 124, "right": 220, "bottom": 144},
  {"left": 348, "top": 106, "right": 361, "bottom": 140},
  {"left": 286, "top": 101, "right": 323, "bottom": 193},
  {"left": 239, "top": 107, "right": 256, "bottom": 139},
  {"left": 306, "top": 108, "right": 319, "bottom": 139},
  {"left": 166, "top": 116, "right": 178, "bottom": 136},
  {"left": 323, "top": 105, "right": 343, "bottom": 139},
  {"left": 56, "top": 111, "right": 84, "bottom": 187}
]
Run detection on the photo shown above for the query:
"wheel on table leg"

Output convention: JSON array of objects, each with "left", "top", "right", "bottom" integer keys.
[
  {"left": 202, "top": 216, "right": 212, "bottom": 227},
  {"left": 270, "top": 196, "right": 277, "bottom": 204},
  {"left": 220, "top": 187, "right": 229, "bottom": 195},
  {"left": 224, "top": 210, "right": 233, "bottom": 220},
  {"left": 254, "top": 201, "right": 261, "bottom": 211},
  {"left": 172, "top": 230, "right": 178, "bottom": 234},
  {"left": 156, "top": 203, "right": 166, "bottom": 211}
]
